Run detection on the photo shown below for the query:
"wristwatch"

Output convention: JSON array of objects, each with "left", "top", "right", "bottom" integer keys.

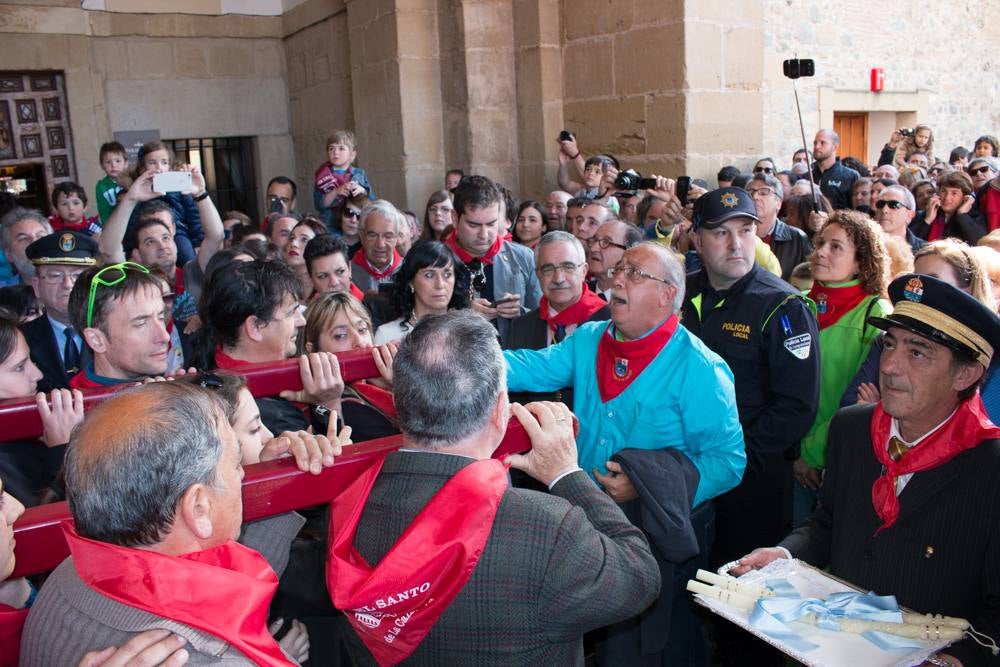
[{"left": 925, "top": 654, "right": 955, "bottom": 667}]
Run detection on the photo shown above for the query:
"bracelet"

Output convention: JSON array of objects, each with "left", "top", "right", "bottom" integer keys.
[
  {"left": 926, "top": 655, "right": 955, "bottom": 667},
  {"left": 569, "top": 152, "right": 580, "bottom": 159},
  {"left": 193, "top": 191, "right": 210, "bottom": 202}
]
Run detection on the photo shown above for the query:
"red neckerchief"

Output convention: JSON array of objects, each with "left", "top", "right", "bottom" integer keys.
[
  {"left": 352, "top": 249, "right": 402, "bottom": 280},
  {"left": 444, "top": 229, "right": 503, "bottom": 265},
  {"left": 347, "top": 381, "right": 397, "bottom": 421},
  {"left": 47, "top": 214, "right": 97, "bottom": 233},
  {"left": 64, "top": 524, "right": 293, "bottom": 666},
  {"left": 869, "top": 395, "right": 1000, "bottom": 532},
  {"left": 807, "top": 280, "right": 869, "bottom": 329},
  {"left": 0, "top": 604, "right": 28, "bottom": 667},
  {"left": 538, "top": 283, "right": 607, "bottom": 333},
  {"left": 327, "top": 455, "right": 507, "bottom": 665},
  {"left": 350, "top": 283, "right": 365, "bottom": 300},
  {"left": 596, "top": 315, "right": 678, "bottom": 403},
  {"left": 174, "top": 266, "right": 185, "bottom": 297},
  {"left": 215, "top": 348, "right": 252, "bottom": 370},
  {"left": 314, "top": 163, "right": 353, "bottom": 194},
  {"left": 928, "top": 210, "right": 946, "bottom": 241}
]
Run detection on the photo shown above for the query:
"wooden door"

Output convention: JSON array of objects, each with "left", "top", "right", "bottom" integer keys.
[{"left": 833, "top": 112, "right": 868, "bottom": 165}]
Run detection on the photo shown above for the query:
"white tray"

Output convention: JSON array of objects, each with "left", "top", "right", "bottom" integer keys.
[{"left": 692, "top": 559, "right": 954, "bottom": 667}]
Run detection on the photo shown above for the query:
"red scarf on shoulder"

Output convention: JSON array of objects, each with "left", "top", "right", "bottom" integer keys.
[
  {"left": 346, "top": 381, "right": 398, "bottom": 423},
  {"left": 807, "top": 280, "right": 870, "bottom": 329},
  {"left": 65, "top": 524, "right": 293, "bottom": 666},
  {"left": 0, "top": 604, "right": 28, "bottom": 666},
  {"left": 539, "top": 284, "right": 607, "bottom": 334},
  {"left": 869, "top": 396, "right": 1000, "bottom": 532},
  {"left": 596, "top": 315, "right": 678, "bottom": 403},
  {"left": 352, "top": 249, "right": 402, "bottom": 280},
  {"left": 327, "top": 456, "right": 507, "bottom": 665},
  {"left": 444, "top": 229, "right": 503, "bottom": 265}
]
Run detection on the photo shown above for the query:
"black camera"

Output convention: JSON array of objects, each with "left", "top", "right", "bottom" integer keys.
[
  {"left": 614, "top": 170, "right": 657, "bottom": 191},
  {"left": 899, "top": 128, "right": 914, "bottom": 137},
  {"left": 782, "top": 58, "right": 815, "bottom": 80},
  {"left": 558, "top": 130, "right": 574, "bottom": 142}
]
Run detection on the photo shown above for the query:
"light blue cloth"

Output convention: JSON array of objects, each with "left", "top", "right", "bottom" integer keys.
[{"left": 504, "top": 320, "right": 745, "bottom": 507}]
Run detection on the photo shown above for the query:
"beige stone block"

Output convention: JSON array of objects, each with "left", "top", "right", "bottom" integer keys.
[
  {"left": 541, "top": 102, "right": 565, "bottom": 159},
  {"left": 207, "top": 42, "right": 255, "bottom": 78},
  {"left": 516, "top": 161, "right": 547, "bottom": 200},
  {"left": 462, "top": 0, "right": 514, "bottom": 50},
  {"left": 563, "top": 38, "right": 613, "bottom": 100},
  {"left": 537, "top": 46, "right": 563, "bottom": 104},
  {"left": 287, "top": 52, "right": 307, "bottom": 91},
  {"left": 310, "top": 55, "right": 332, "bottom": 84},
  {"left": 360, "top": 15, "right": 398, "bottom": 64},
  {"left": 232, "top": 15, "right": 283, "bottom": 39},
  {"left": 646, "top": 93, "right": 685, "bottom": 154},
  {"left": 468, "top": 111, "right": 516, "bottom": 163},
  {"left": 684, "top": 1, "right": 762, "bottom": 23},
  {"left": 563, "top": 95, "right": 646, "bottom": 155},
  {"left": 517, "top": 105, "right": 546, "bottom": 162},
  {"left": 0, "top": 34, "right": 49, "bottom": 69},
  {"left": 614, "top": 24, "right": 684, "bottom": 95},
  {"left": 126, "top": 40, "right": 175, "bottom": 78},
  {"left": 347, "top": 0, "right": 379, "bottom": 30},
  {"left": 512, "top": 0, "right": 541, "bottom": 48},
  {"left": 515, "top": 53, "right": 544, "bottom": 109},
  {"left": 93, "top": 39, "right": 130, "bottom": 79},
  {"left": 397, "top": 9, "right": 438, "bottom": 58},
  {"left": 564, "top": 0, "right": 632, "bottom": 40},
  {"left": 686, "top": 91, "right": 762, "bottom": 154},
  {"left": 254, "top": 39, "right": 285, "bottom": 78},
  {"left": 466, "top": 50, "right": 516, "bottom": 110},
  {"left": 395, "top": 0, "right": 437, "bottom": 12},
  {"left": 107, "top": 12, "right": 151, "bottom": 37},
  {"left": 0, "top": 6, "right": 89, "bottom": 35},
  {"left": 145, "top": 14, "right": 181, "bottom": 38},
  {"left": 684, "top": 21, "right": 722, "bottom": 89},
  {"left": 403, "top": 168, "right": 445, "bottom": 214},
  {"left": 282, "top": 0, "right": 346, "bottom": 38},
  {"left": 723, "top": 25, "right": 763, "bottom": 89},
  {"left": 537, "top": 0, "right": 560, "bottom": 45},
  {"left": 398, "top": 59, "right": 442, "bottom": 114},
  {"left": 632, "top": 0, "right": 682, "bottom": 26},
  {"left": 353, "top": 65, "right": 389, "bottom": 117},
  {"left": 174, "top": 42, "right": 209, "bottom": 78},
  {"left": 401, "top": 112, "right": 444, "bottom": 165}
]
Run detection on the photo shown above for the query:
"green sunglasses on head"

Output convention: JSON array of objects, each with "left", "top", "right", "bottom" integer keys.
[{"left": 86, "top": 261, "right": 150, "bottom": 328}]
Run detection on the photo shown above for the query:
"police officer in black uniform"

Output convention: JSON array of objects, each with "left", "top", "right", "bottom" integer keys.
[{"left": 682, "top": 187, "right": 821, "bottom": 564}]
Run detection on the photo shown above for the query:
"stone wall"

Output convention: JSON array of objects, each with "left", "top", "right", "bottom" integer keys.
[
  {"left": 760, "top": 0, "right": 1000, "bottom": 171},
  {"left": 0, "top": 2, "right": 294, "bottom": 218}
]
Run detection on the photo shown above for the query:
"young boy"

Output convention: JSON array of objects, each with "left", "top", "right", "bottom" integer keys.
[
  {"left": 313, "top": 130, "right": 374, "bottom": 229},
  {"left": 95, "top": 141, "right": 128, "bottom": 224},
  {"left": 49, "top": 182, "right": 102, "bottom": 237}
]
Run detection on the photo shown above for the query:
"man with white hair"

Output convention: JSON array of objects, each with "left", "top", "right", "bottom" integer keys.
[
  {"left": 875, "top": 185, "right": 926, "bottom": 254},
  {"left": 505, "top": 241, "right": 745, "bottom": 664},
  {"left": 0, "top": 208, "right": 51, "bottom": 287},
  {"left": 351, "top": 200, "right": 404, "bottom": 294}
]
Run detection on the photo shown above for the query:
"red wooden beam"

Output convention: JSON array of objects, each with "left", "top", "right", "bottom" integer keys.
[
  {"left": 11, "top": 417, "right": 545, "bottom": 579},
  {"left": 0, "top": 352, "right": 380, "bottom": 442}
]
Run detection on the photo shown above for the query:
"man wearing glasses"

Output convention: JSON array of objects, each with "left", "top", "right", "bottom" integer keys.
[
  {"left": 588, "top": 219, "right": 643, "bottom": 300},
  {"left": 22, "top": 231, "right": 98, "bottom": 391},
  {"left": 505, "top": 241, "right": 745, "bottom": 664},
  {"left": 350, "top": 200, "right": 404, "bottom": 294},
  {"left": 874, "top": 185, "right": 926, "bottom": 254},
  {"left": 746, "top": 172, "right": 813, "bottom": 281},
  {"left": 265, "top": 175, "right": 298, "bottom": 216}
]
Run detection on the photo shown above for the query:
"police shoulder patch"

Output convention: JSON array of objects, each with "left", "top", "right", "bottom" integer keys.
[{"left": 783, "top": 333, "right": 812, "bottom": 360}]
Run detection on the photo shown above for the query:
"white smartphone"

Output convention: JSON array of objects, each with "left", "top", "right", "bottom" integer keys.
[{"left": 152, "top": 171, "right": 192, "bottom": 194}]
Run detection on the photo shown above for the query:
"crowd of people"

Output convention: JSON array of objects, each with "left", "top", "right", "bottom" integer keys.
[{"left": 0, "top": 123, "right": 999, "bottom": 666}]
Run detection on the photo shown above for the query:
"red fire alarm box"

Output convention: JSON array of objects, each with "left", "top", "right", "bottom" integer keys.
[{"left": 871, "top": 68, "right": 884, "bottom": 92}]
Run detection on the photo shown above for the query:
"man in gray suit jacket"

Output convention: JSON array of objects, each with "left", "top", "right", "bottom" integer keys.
[
  {"left": 443, "top": 176, "right": 541, "bottom": 345},
  {"left": 733, "top": 274, "right": 1000, "bottom": 667},
  {"left": 330, "top": 311, "right": 660, "bottom": 666}
]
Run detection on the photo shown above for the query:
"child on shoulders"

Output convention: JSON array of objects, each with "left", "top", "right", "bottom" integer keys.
[{"left": 314, "top": 130, "right": 374, "bottom": 230}]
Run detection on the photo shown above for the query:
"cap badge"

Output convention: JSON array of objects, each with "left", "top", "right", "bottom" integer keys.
[
  {"left": 903, "top": 277, "right": 924, "bottom": 302},
  {"left": 59, "top": 233, "right": 75, "bottom": 252},
  {"left": 720, "top": 192, "right": 739, "bottom": 208}
]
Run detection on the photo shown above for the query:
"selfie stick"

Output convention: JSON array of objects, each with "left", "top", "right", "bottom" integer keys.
[{"left": 789, "top": 63, "right": 820, "bottom": 213}]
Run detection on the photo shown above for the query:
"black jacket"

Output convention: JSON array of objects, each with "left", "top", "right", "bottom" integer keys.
[
  {"left": 811, "top": 158, "right": 859, "bottom": 210},
  {"left": 909, "top": 208, "right": 987, "bottom": 245},
  {"left": 22, "top": 314, "right": 83, "bottom": 392},
  {"left": 765, "top": 219, "right": 813, "bottom": 281}
]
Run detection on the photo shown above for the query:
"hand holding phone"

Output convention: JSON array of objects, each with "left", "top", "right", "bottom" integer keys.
[{"left": 152, "top": 171, "right": 193, "bottom": 194}]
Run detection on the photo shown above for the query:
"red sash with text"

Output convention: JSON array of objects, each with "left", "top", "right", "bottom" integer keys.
[
  {"left": 0, "top": 604, "right": 28, "bottom": 667},
  {"left": 327, "top": 456, "right": 507, "bottom": 665},
  {"left": 315, "top": 163, "right": 353, "bottom": 194},
  {"left": 596, "top": 315, "right": 678, "bottom": 403},
  {"left": 65, "top": 524, "right": 293, "bottom": 666},
  {"left": 352, "top": 249, "right": 402, "bottom": 281},
  {"left": 539, "top": 283, "right": 607, "bottom": 334},
  {"left": 869, "top": 396, "right": 1000, "bottom": 532}
]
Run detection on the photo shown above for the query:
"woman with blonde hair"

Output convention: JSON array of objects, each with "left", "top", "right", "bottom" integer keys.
[
  {"left": 914, "top": 239, "right": 995, "bottom": 310},
  {"left": 795, "top": 210, "right": 891, "bottom": 522}
]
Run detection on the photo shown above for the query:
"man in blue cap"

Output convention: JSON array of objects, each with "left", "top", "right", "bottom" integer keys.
[
  {"left": 734, "top": 274, "right": 1000, "bottom": 667},
  {"left": 683, "top": 186, "right": 821, "bottom": 665},
  {"left": 24, "top": 230, "right": 99, "bottom": 390}
]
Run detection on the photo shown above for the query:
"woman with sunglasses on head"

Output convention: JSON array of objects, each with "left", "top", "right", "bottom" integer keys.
[
  {"left": 373, "top": 240, "right": 469, "bottom": 345},
  {"left": 795, "top": 211, "right": 891, "bottom": 523},
  {"left": 302, "top": 293, "right": 399, "bottom": 442},
  {"left": 0, "top": 316, "right": 84, "bottom": 507}
]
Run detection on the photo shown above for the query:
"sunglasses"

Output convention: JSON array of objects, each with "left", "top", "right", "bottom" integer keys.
[
  {"left": 343, "top": 209, "right": 362, "bottom": 219},
  {"left": 753, "top": 166, "right": 774, "bottom": 174},
  {"left": 969, "top": 166, "right": 993, "bottom": 176},
  {"left": 86, "top": 262, "right": 150, "bottom": 328},
  {"left": 875, "top": 200, "right": 908, "bottom": 210}
]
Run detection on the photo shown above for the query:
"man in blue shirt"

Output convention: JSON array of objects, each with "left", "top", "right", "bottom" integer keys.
[{"left": 505, "top": 241, "right": 745, "bottom": 665}]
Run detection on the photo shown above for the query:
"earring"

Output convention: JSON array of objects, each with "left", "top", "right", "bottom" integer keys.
[{"left": 409, "top": 284, "right": 415, "bottom": 293}]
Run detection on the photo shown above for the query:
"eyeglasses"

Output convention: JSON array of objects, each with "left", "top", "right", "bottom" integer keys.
[
  {"left": 267, "top": 195, "right": 291, "bottom": 204},
  {"left": 343, "top": 208, "right": 362, "bottom": 219},
  {"left": 38, "top": 269, "right": 85, "bottom": 285},
  {"left": 536, "top": 261, "right": 585, "bottom": 277},
  {"left": 753, "top": 167, "right": 774, "bottom": 174},
  {"left": 969, "top": 166, "right": 993, "bottom": 176},
  {"left": 587, "top": 237, "right": 628, "bottom": 250},
  {"left": 610, "top": 263, "right": 671, "bottom": 285},
  {"left": 364, "top": 231, "right": 397, "bottom": 243},
  {"left": 86, "top": 261, "right": 150, "bottom": 328},
  {"left": 875, "top": 199, "right": 908, "bottom": 210},
  {"left": 747, "top": 187, "right": 777, "bottom": 199}
]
